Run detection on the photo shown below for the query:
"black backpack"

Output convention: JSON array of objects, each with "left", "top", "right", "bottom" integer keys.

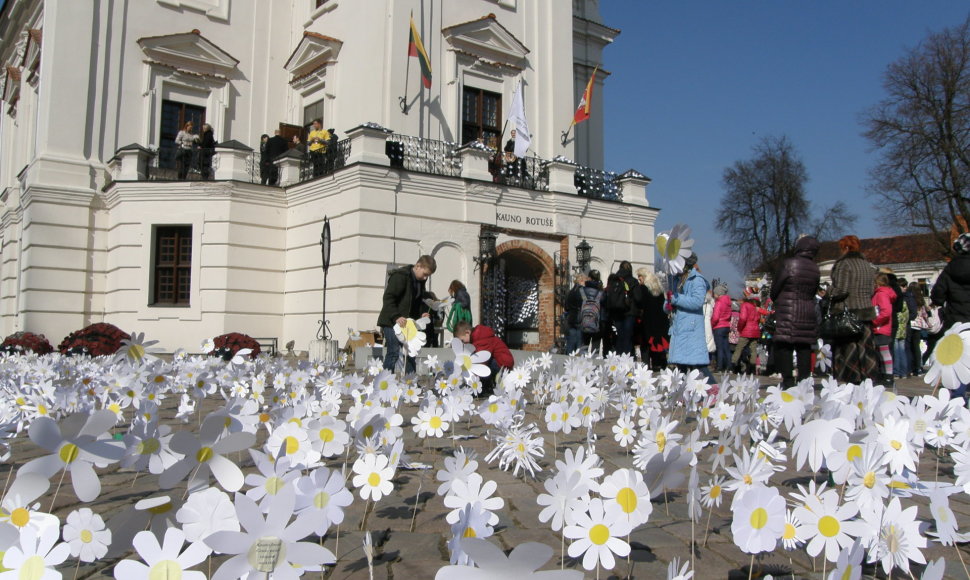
[{"left": 606, "top": 280, "right": 631, "bottom": 317}]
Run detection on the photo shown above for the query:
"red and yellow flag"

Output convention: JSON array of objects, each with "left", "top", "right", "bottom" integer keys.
[
  {"left": 572, "top": 66, "right": 598, "bottom": 126},
  {"left": 409, "top": 16, "right": 432, "bottom": 89}
]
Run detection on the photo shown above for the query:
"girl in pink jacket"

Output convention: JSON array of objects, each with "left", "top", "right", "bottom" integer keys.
[{"left": 871, "top": 272, "right": 897, "bottom": 383}]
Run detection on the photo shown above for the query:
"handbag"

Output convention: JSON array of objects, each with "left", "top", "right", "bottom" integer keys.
[{"left": 819, "top": 307, "right": 864, "bottom": 341}]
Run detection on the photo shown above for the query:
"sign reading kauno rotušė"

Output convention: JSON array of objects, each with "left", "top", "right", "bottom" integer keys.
[{"left": 495, "top": 209, "right": 554, "bottom": 230}]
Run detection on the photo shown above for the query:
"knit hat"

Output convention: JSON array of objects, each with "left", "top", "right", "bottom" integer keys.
[
  {"left": 684, "top": 252, "right": 698, "bottom": 270},
  {"left": 713, "top": 283, "right": 728, "bottom": 297},
  {"left": 954, "top": 233, "right": 970, "bottom": 256}
]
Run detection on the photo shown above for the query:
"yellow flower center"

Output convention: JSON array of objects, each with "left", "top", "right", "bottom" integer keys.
[
  {"left": 138, "top": 438, "right": 160, "bottom": 455},
  {"left": 488, "top": 404, "right": 499, "bottom": 413},
  {"left": 818, "top": 515, "right": 840, "bottom": 538},
  {"left": 655, "top": 431, "right": 666, "bottom": 452},
  {"left": 863, "top": 471, "right": 876, "bottom": 489},
  {"left": 284, "top": 436, "right": 299, "bottom": 455},
  {"left": 749, "top": 507, "right": 768, "bottom": 530},
  {"left": 783, "top": 522, "right": 797, "bottom": 540},
  {"left": 314, "top": 492, "right": 330, "bottom": 509},
  {"left": 890, "top": 440, "right": 902, "bottom": 451},
  {"left": 148, "top": 560, "right": 183, "bottom": 580},
  {"left": 780, "top": 392, "right": 795, "bottom": 403},
  {"left": 935, "top": 333, "right": 965, "bottom": 366},
  {"left": 368, "top": 472, "right": 381, "bottom": 487},
  {"left": 709, "top": 485, "right": 722, "bottom": 499},
  {"left": 196, "top": 447, "right": 213, "bottom": 463},
  {"left": 80, "top": 529, "right": 93, "bottom": 543},
  {"left": 846, "top": 445, "right": 862, "bottom": 462},
  {"left": 588, "top": 524, "right": 610, "bottom": 545},
  {"left": 264, "top": 477, "right": 284, "bottom": 495},
  {"left": 743, "top": 474, "right": 752, "bottom": 485},
  {"left": 616, "top": 487, "right": 637, "bottom": 514},
  {"left": 59, "top": 443, "right": 79, "bottom": 464},
  {"left": 463, "top": 526, "right": 477, "bottom": 538},
  {"left": 19, "top": 555, "right": 47, "bottom": 580},
  {"left": 319, "top": 428, "right": 335, "bottom": 442},
  {"left": 429, "top": 416, "right": 442, "bottom": 430},
  {"left": 10, "top": 508, "right": 29, "bottom": 528}
]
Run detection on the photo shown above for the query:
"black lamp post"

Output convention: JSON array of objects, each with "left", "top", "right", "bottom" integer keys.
[
  {"left": 316, "top": 217, "right": 332, "bottom": 340},
  {"left": 575, "top": 238, "right": 592, "bottom": 273}
]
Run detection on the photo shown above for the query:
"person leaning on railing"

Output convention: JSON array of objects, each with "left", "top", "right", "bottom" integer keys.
[
  {"left": 198, "top": 123, "right": 216, "bottom": 180},
  {"left": 308, "top": 118, "right": 331, "bottom": 177}
]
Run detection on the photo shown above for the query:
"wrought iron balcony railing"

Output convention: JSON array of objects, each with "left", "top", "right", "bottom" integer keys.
[{"left": 385, "top": 134, "right": 462, "bottom": 178}]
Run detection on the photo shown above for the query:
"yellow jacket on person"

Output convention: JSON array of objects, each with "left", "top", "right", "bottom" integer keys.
[{"left": 308, "top": 129, "right": 331, "bottom": 153}]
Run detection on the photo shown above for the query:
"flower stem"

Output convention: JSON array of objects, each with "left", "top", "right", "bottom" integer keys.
[{"left": 50, "top": 467, "right": 67, "bottom": 512}]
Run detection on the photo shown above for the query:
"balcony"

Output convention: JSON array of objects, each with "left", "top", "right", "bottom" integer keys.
[{"left": 108, "top": 125, "right": 648, "bottom": 205}]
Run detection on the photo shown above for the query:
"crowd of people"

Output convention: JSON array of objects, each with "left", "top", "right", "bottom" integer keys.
[{"left": 374, "top": 232, "right": 969, "bottom": 397}]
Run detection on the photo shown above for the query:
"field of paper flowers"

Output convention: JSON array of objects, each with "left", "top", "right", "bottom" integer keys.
[{"left": 0, "top": 324, "right": 969, "bottom": 579}]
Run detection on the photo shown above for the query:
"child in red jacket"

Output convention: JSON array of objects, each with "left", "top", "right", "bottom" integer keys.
[
  {"left": 454, "top": 321, "right": 514, "bottom": 395},
  {"left": 872, "top": 272, "right": 897, "bottom": 384}
]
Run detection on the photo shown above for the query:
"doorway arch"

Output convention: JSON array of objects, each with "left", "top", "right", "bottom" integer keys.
[{"left": 490, "top": 240, "right": 555, "bottom": 351}]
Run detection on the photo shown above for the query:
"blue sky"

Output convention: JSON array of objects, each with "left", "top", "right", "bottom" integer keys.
[{"left": 599, "top": 2, "right": 969, "bottom": 292}]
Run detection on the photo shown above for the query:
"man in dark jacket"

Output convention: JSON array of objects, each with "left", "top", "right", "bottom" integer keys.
[
  {"left": 610, "top": 261, "right": 638, "bottom": 356},
  {"left": 565, "top": 273, "right": 587, "bottom": 354},
  {"left": 770, "top": 235, "right": 821, "bottom": 388},
  {"left": 265, "top": 130, "right": 289, "bottom": 185},
  {"left": 377, "top": 255, "right": 436, "bottom": 373}
]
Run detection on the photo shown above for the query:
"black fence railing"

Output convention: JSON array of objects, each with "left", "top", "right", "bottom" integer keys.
[
  {"left": 147, "top": 145, "right": 260, "bottom": 184},
  {"left": 385, "top": 134, "right": 462, "bottom": 178},
  {"left": 491, "top": 154, "right": 550, "bottom": 191},
  {"left": 574, "top": 166, "right": 622, "bottom": 201},
  {"left": 298, "top": 139, "right": 351, "bottom": 182}
]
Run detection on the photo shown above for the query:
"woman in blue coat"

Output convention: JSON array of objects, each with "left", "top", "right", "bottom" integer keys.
[{"left": 668, "top": 253, "right": 715, "bottom": 384}]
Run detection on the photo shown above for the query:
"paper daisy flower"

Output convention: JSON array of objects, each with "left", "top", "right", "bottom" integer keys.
[
  {"left": 780, "top": 510, "right": 804, "bottom": 551},
  {"left": 114, "top": 527, "right": 210, "bottom": 579},
  {"left": 793, "top": 489, "right": 866, "bottom": 562},
  {"left": 612, "top": 416, "right": 637, "bottom": 447},
  {"left": 176, "top": 487, "right": 240, "bottom": 544},
  {"left": 121, "top": 419, "right": 177, "bottom": 475},
  {"left": 351, "top": 453, "right": 395, "bottom": 501},
  {"left": 828, "top": 539, "right": 864, "bottom": 580},
  {"left": 1, "top": 523, "right": 69, "bottom": 579},
  {"left": 0, "top": 472, "right": 56, "bottom": 534},
  {"left": 599, "top": 468, "right": 652, "bottom": 528},
  {"left": 436, "top": 448, "right": 479, "bottom": 497},
  {"left": 265, "top": 421, "right": 319, "bottom": 468},
  {"left": 863, "top": 496, "right": 926, "bottom": 575},
  {"left": 876, "top": 415, "right": 917, "bottom": 475},
  {"left": 435, "top": 537, "right": 582, "bottom": 579},
  {"left": 105, "top": 495, "right": 181, "bottom": 558},
  {"left": 159, "top": 414, "right": 256, "bottom": 493},
  {"left": 447, "top": 503, "right": 495, "bottom": 565},
  {"left": 445, "top": 473, "right": 504, "bottom": 527},
  {"left": 294, "top": 466, "right": 354, "bottom": 536},
  {"left": 730, "top": 485, "right": 785, "bottom": 554},
  {"left": 666, "top": 557, "right": 694, "bottom": 580},
  {"left": 815, "top": 340, "right": 833, "bottom": 372},
  {"left": 412, "top": 406, "right": 450, "bottom": 438},
  {"left": 244, "top": 451, "right": 301, "bottom": 512},
  {"left": 700, "top": 476, "right": 726, "bottom": 509},
  {"left": 655, "top": 223, "right": 695, "bottom": 275},
  {"left": 307, "top": 416, "right": 349, "bottom": 458},
  {"left": 563, "top": 498, "right": 631, "bottom": 571},
  {"left": 536, "top": 471, "right": 588, "bottom": 532},
  {"left": 394, "top": 317, "right": 430, "bottom": 357},
  {"left": 451, "top": 338, "right": 491, "bottom": 379},
  {"left": 115, "top": 331, "right": 162, "bottom": 365},
  {"left": 63, "top": 507, "right": 111, "bottom": 562},
  {"left": 18, "top": 410, "right": 125, "bottom": 502},
  {"left": 924, "top": 321, "right": 970, "bottom": 389},
  {"left": 205, "top": 487, "right": 335, "bottom": 579}
]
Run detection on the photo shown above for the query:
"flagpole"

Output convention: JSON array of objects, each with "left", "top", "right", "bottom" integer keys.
[
  {"left": 399, "top": 12, "right": 413, "bottom": 115},
  {"left": 560, "top": 122, "right": 574, "bottom": 147}
]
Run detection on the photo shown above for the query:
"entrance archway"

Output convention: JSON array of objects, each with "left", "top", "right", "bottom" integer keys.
[{"left": 487, "top": 240, "right": 555, "bottom": 351}]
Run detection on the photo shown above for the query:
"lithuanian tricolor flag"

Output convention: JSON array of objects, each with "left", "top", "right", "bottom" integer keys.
[{"left": 409, "top": 16, "right": 432, "bottom": 89}]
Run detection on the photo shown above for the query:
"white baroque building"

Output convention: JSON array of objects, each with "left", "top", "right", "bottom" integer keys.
[{"left": 0, "top": 0, "right": 657, "bottom": 353}]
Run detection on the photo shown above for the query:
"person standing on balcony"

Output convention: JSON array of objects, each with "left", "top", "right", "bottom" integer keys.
[
  {"left": 259, "top": 134, "right": 271, "bottom": 185},
  {"left": 292, "top": 135, "right": 307, "bottom": 156},
  {"left": 174, "top": 121, "right": 198, "bottom": 180},
  {"left": 308, "top": 119, "right": 331, "bottom": 177},
  {"left": 265, "top": 130, "right": 289, "bottom": 186},
  {"left": 377, "top": 255, "right": 436, "bottom": 374},
  {"left": 198, "top": 124, "right": 216, "bottom": 180}
]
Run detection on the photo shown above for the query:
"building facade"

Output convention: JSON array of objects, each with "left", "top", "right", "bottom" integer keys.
[{"left": 0, "top": 0, "right": 658, "bottom": 353}]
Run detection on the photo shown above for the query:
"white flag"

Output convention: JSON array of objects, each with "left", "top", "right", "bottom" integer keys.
[{"left": 508, "top": 80, "right": 532, "bottom": 158}]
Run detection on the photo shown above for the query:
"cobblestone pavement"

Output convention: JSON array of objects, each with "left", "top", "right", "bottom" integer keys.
[{"left": 12, "top": 371, "right": 970, "bottom": 579}]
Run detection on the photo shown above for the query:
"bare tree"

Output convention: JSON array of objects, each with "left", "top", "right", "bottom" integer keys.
[
  {"left": 862, "top": 16, "right": 970, "bottom": 253},
  {"left": 715, "top": 136, "right": 856, "bottom": 273}
]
